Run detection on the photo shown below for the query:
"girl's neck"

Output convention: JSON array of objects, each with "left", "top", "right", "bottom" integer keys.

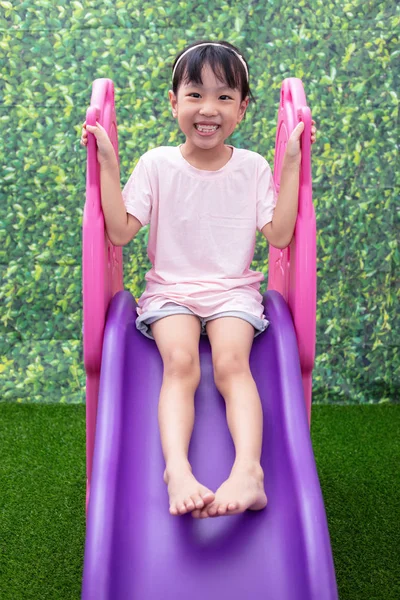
[{"left": 179, "top": 142, "right": 233, "bottom": 171}]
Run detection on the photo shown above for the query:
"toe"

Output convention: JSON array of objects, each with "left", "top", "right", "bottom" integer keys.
[
  {"left": 191, "top": 494, "right": 204, "bottom": 509},
  {"left": 185, "top": 499, "right": 195, "bottom": 511},
  {"left": 202, "top": 491, "right": 215, "bottom": 506},
  {"left": 227, "top": 502, "right": 238, "bottom": 511},
  {"left": 207, "top": 503, "right": 219, "bottom": 517},
  {"left": 178, "top": 503, "right": 187, "bottom": 515},
  {"left": 169, "top": 504, "right": 179, "bottom": 516},
  {"left": 191, "top": 509, "right": 202, "bottom": 518},
  {"left": 218, "top": 503, "right": 228, "bottom": 515}
]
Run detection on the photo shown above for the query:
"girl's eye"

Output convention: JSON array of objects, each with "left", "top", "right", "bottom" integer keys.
[{"left": 188, "top": 93, "right": 232, "bottom": 100}]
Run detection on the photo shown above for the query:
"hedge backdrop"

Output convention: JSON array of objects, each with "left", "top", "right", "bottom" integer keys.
[{"left": 0, "top": 1, "right": 399, "bottom": 404}]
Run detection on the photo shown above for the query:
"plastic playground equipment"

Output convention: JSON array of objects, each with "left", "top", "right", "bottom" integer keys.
[{"left": 81, "top": 78, "right": 338, "bottom": 599}]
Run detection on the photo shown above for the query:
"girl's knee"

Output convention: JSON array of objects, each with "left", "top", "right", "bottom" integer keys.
[
  {"left": 163, "top": 348, "right": 201, "bottom": 382},
  {"left": 213, "top": 352, "right": 250, "bottom": 387}
]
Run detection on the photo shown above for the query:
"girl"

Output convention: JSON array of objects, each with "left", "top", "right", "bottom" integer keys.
[{"left": 80, "top": 40, "right": 317, "bottom": 519}]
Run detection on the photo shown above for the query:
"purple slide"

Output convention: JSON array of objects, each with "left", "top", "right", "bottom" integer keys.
[{"left": 81, "top": 79, "right": 338, "bottom": 599}]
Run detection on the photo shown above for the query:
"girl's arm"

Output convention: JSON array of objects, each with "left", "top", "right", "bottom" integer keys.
[
  {"left": 261, "top": 155, "right": 300, "bottom": 249},
  {"left": 261, "top": 119, "right": 316, "bottom": 249},
  {"left": 100, "top": 160, "right": 142, "bottom": 246},
  {"left": 82, "top": 120, "right": 142, "bottom": 246}
]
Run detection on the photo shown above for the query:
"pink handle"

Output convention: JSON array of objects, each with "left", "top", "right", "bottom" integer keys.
[
  {"left": 82, "top": 79, "right": 124, "bottom": 511},
  {"left": 267, "top": 78, "right": 316, "bottom": 426}
]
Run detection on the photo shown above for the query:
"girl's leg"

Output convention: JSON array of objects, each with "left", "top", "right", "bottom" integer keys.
[
  {"left": 150, "top": 314, "right": 215, "bottom": 516},
  {"left": 193, "top": 316, "right": 268, "bottom": 518}
]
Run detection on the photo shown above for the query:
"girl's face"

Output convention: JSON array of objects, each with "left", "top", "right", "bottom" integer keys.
[{"left": 169, "top": 63, "right": 249, "bottom": 153}]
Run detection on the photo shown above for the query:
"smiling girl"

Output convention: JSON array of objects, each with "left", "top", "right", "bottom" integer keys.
[{"left": 80, "top": 40, "right": 317, "bottom": 519}]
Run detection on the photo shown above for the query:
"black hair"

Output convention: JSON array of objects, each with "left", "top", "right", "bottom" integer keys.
[{"left": 171, "top": 40, "right": 256, "bottom": 114}]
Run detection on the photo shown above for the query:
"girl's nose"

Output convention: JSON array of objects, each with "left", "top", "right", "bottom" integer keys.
[{"left": 199, "top": 102, "right": 218, "bottom": 116}]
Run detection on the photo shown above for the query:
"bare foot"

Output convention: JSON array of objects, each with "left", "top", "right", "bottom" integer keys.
[
  {"left": 193, "top": 462, "right": 267, "bottom": 518},
  {"left": 164, "top": 466, "right": 215, "bottom": 516}
]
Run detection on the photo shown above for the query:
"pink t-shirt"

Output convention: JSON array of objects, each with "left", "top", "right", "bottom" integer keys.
[{"left": 122, "top": 145, "right": 277, "bottom": 319}]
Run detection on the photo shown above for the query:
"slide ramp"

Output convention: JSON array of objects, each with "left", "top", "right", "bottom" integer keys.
[{"left": 82, "top": 289, "right": 337, "bottom": 599}]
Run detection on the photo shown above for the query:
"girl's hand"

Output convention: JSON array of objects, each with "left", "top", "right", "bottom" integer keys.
[
  {"left": 80, "top": 120, "right": 118, "bottom": 169},
  {"left": 285, "top": 119, "right": 317, "bottom": 160}
]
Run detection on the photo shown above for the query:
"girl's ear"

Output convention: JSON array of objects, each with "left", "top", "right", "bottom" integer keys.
[
  {"left": 237, "top": 96, "right": 250, "bottom": 124},
  {"left": 169, "top": 90, "right": 178, "bottom": 118}
]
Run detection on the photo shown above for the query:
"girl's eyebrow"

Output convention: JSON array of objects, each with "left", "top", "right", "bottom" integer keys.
[{"left": 186, "top": 82, "right": 231, "bottom": 91}]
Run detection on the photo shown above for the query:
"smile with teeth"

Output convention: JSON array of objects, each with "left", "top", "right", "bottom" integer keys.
[{"left": 195, "top": 124, "right": 220, "bottom": 135}]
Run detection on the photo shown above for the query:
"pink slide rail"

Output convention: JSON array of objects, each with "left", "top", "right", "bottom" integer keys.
[
  {"left": 267, "top": 78, "right": 316, "bottom": 425},
  {"left": 82, "top": 79, "right": 123, "bottom": 510},
  {"left": 82, "top": 77, "right": 316, "bottom": 507}
]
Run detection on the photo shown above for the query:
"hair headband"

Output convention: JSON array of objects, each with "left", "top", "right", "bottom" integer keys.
[{"left": 172, "top": 42, "right": 249, "bottom": 82}]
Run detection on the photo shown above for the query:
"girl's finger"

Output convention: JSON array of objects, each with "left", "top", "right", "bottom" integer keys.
[{"left": 292, "top": 121, "right": 305, "bottom": 137}]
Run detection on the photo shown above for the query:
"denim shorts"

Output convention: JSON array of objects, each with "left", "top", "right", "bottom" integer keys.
[{"left": 136, "top": 302, "right": 269, "bottom": 341}]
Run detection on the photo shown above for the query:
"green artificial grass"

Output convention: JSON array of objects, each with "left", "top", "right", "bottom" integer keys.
[
  {"left": 0, "top": 404, "right": 399, "bottom": 599},
  {"left": 0, "top": 405, "right": 86, "bottom": 599}
]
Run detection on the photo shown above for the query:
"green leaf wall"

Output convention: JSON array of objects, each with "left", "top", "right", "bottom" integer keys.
[{"left": 0, "top": 1, "right": 398, "bottom": 403}]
